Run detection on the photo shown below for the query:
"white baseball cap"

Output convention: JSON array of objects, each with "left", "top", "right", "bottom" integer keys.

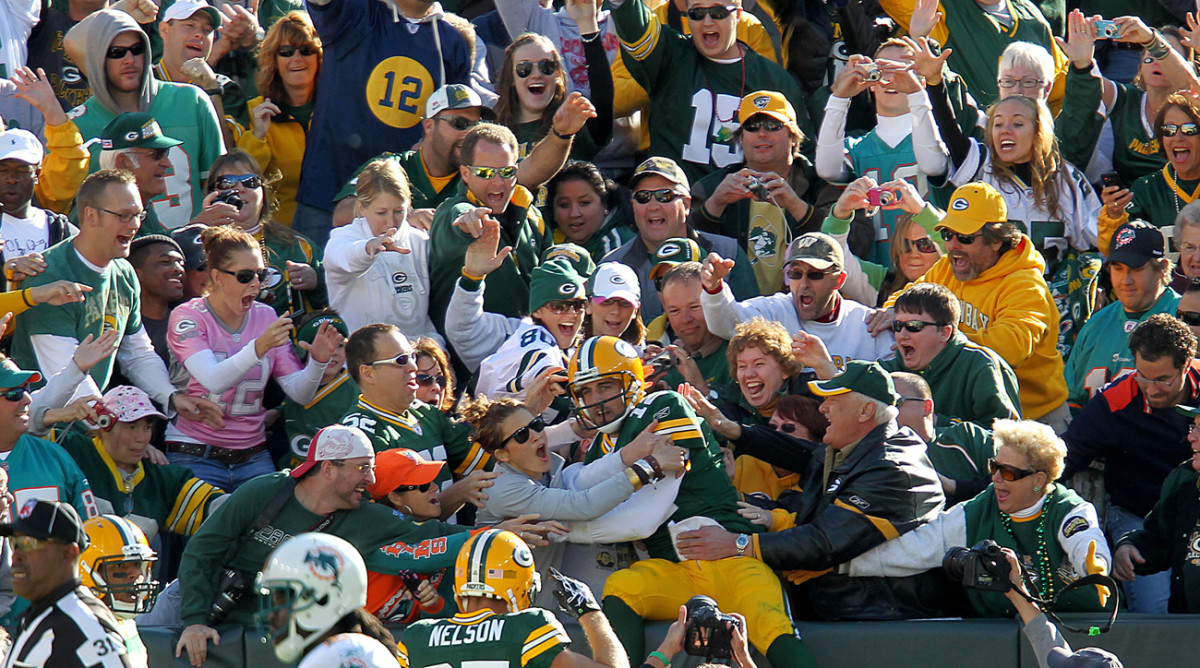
[
  {"left": 290, "top": 425, "right": 374, "bottom": 478},
  {"left": 588, "top": 262, "right": 641, "bottom": 307},
  {"left": 161, "top": 0, "right": 222, "bottom": 28},
  {"left": 0, "top": 129, "right": 44, "bottom": 166},
  {"left": 424, "top": 83, "right": 494, "bottom": 120}
]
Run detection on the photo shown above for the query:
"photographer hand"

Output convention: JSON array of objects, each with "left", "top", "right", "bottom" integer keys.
[
  {"left": 999, "top": 547, "right": 1041, "bottom": 624},
  {"left": 728, "top": 612, "right": 755, "bottom": 668},
  {"left": 548, "top": 567, "right": 601, "bottom": 619},
  {"left": 649, "top": 605, "right": 687, "bottom": 666}
]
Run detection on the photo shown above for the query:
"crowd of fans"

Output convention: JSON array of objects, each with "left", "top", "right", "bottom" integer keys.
[{"left": 4, "top": 0, "right": 1200, "bottom": 665}]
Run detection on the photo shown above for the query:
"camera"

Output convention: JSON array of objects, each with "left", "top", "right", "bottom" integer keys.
[
  {"left": 943, "top": 539, "right": 1012, "bottom": 592},
  {"left": 213, "top": 189, "right": 245, "bottom": 211},
  {"left": 643, "top": 349, "right": 677, "bottom": 385},
  {"left": 683, "top": 595, "right": 742, "bottom": 661},
  {"left": 863, "top": 64, "right": 883, "bottom": 82},
  {"left": 867, "top": 187, "right": 895, "bottom": 207},
  {"left": 1093, "top": 20, "right": 1121, "bottom": 39},
  {"left": 207, "top": 568, "right": 249, "bottom": 626},
  {"left": 745, "top": 176, "right": 770, "bottom": 201}
]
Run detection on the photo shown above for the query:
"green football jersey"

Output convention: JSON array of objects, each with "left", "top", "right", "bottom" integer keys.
[
  {"left": 341, "top": 396, "right": 490, "bottom": 491},
  {"left": 1127, "top": 165, "right": 1198, "bottom": 230},
  {"left": 584, "top": 390, "right": 756, "bottom": 560},
  {"left": 1056, "top": 71, "right": 1163, "bottom": 185},
  {"left": 281, "top": 370, "right": 360, "bottom": 469},
  {"left": 399, "top": 608, "right": 570, "bottom": 668},
  {"left": 334, "top": 150, "right": 463, "bottom": 211}
]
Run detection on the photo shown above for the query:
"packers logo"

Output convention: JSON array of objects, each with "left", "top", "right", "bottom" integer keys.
[
  {"left": 392, "top": 272, "right": 408, "bottom": 284},
  {"left": 1062, "top": 516, "right": 1089, "bottom": 538},
  {"left": 512, "top": 543, "right": 534, "bottom": 567},
  {"left": 656, "top": 242, "right": 681, "bottom": 258},
  {"left": 303, "top": 547, "right": 343, "bottom": 582},
  {"left": 614, "top": 340, "right": 638, "bottom": 359},
  {"left": 558, "top": 284, "right": 577, "bottom": 295},
  {"left": 609, "top": 274, "right": 626, "bottom": 285},
  {"left": 753, "top": 95, "right": 770, "bottom": 109},
  {"left": 1114, "top": 227, "right": 1136, "bottom": 248},
  {"left": 125, "top": 131, "right": 140, "bottom": 142},
  {"left": 173, "top": 319, "right": 197, "bottom": 335},
  {"left": 950, "top": 197, "right": 970, "bottom": 211}
]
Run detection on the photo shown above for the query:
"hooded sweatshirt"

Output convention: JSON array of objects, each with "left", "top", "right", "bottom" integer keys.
[
  {"left": 65, "top": 10, "right": 224, "bottom": 229},
  {"left": 888, "top": 235, "right": 1067, "bottom": 419}
]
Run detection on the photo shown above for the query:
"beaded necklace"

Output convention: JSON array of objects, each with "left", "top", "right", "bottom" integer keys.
[
  {"left": 700, "top": 47, "right": 746, "bottom": 124},
  {"left": 999, "top": 487, "right": 1056, "bottom": 600}
]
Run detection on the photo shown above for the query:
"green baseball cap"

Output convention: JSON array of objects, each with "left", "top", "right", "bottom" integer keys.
[
  {"left": 630, "top": 156, "right": 689, "bottom": 191},
  {"left": 529, "top": 259, "right": 586, "bottom": 314},
  {"left": 100, "top": 113, "right": 183, "bottom": 151},
  {"left": 541, "top": 243, "right": 596, "bottom": 278},
  {"left": 785, "top": 232, "right": 843, "bottom": 271},
  {"left": 808, "top": 360, "right": 898, "bottom": 406},
  {"left": 1176, "top": 404, "right": 1200, "bottom": 419},
  {"left": 0, "top": 357, "right": 41, "bottom": 390},
  {"left": 649, "top": 237, "right": 703, "bottom": 280},
  {"left": 296, "top": 312, "right": 350, "bottom": 348}
]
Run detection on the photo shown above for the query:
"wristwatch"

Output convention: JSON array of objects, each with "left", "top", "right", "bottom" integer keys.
[{"left": 735, "top": 533, "right": 750, "bottom": 557}]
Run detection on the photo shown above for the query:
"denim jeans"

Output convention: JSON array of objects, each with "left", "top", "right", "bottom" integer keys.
[
  {"left": 137, "top": 578, "right": 182, "bottom": 627},
  {"left": 167, "top": 450, "right": 275, "bottom": 492},
  {"left": 1107, "top": 504, "right": 1170, "bottom": 613},
  {"left": 290, "top": 202, "right": 333, "bottom": 249}
]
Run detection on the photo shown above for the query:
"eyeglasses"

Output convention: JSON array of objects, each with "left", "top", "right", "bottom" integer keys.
[
  {"left": 467, "top": 165, "right": 518, "bottom": 180},
  {"left": 106, "top": 42, "right": 146, "bottom": 59},
  {"left": 370, "top": 353, "right": 413, "bottom": 368},
  {"left": 98, "top": 208, "right": 148, "bottom": 224},
  {"left": 891, "top": 319, "right": 940, "bottom": 333},
  {"left": 686, "top": 4, "right": 736, "bottom": 21},
  {"left": 1161, "top": 123, "right": 1200, "bottom": 137},
  {"left": 132, "top": 147, "right": 170, "bottom": 161},
  {"left": 515, "top": 59, "right": 558, "bottom": 78},
  {"left": 434, "top": 116, "right": 480, "bottom": 132},
  {"left": 502, "top": 415, "right": 546, "bottom": 446},
  {"left": 768, "top": 422, "right": 797, "bottom": 433},
  {"left": 988, "top": 458, "right": 1036, "bottom": 482},
  {"left": 940, "top": 228, "right": 984, "bottom": 245},
  {"left": 416, "top": 373, "right": 446, "bottom": 388},
  {"left": 1181, "top": 242, "right": 1200, "bottom": 256},
  {"left": 903, "top": 237, "right": 938, "bottom": 254},
  {"left": 218, "top": 268, "right": 269, "bottom": 284},
  {"left": 742, "top": 117, "right": 785, "bottom": 133},
  {"left": 544, "top": 299, "right": 586, "bottom": 314},
  {"left": 393, "top": 481, "right": 434, "bottom": 493},
  {"left": 785, "top": 268, "right": 834, "bottom": 281},
  {"left": 0, "top": 386, "right": 28, "bottom": 402},
  {"left": 1178, "top": 310, "right": 1200, "bottom": 327},
  {"left": 10, "top": 536, "right": 63, "bottom": 552},
  {"left": 1135, "top": 368, "right": 1182, "bottom": 388},
  {"left": 332, "top": 461, "right": 376, "bottom": 474},
  {"left": 633, "top": 189, "right": 684, "bottom": 204},
  {"left": 277, "top": 45, "right": 317, "bottom": 58},
  {"left": 213, "top": 174, "right": 262, "bottom": 190},
  {"left": 996, "top": 77, "right": 1045, "bottom": 90}
]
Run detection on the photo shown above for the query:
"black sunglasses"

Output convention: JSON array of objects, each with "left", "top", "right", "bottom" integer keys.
[
  {"left": 786, "top": 268, "right": 833, "bottom": 281},
  {"left": 515, "top": 59, "right": 558, "bottom": 78},
  {"left": 502, "top": 415, "right": 546, "bottom": 446},
  {"left": 370, "top": 353, "right": 413, "bottom": 368},
  {"left": 434, "top": 116, "right": 480, "bottom": 132},
  {"left": 277, "top": 45, "right": 317, "bottom": 58},
  {"left": 1178, "top": 310, "right": 1200, "bottom": 327},
  {"left": 218, "top": 268, "right": 269, "bottom": 284},
  {"left": 742, "top": 117, "right": 784, "bottom": 133},
  {"left": 896, "top": 395, "right": 928, "bottom": 407},
  {"left": 544, "top": 299, "right": 586, "bottom": 314},
  {"left": 416, "top": 373, "right": 446, "bottom": 388},
  {"left": 1161, "top": 123, "right": 1200, "bottom": 137},
  {"left": 633, "top": 189, "right": 683, "bottom": 204},
  {"left": 394, "top": 481, "right": 434, "bottom": 493},
  {"left": 903, "top": 237, "right": 938, "bottom": 254},
  {"left": 213, "top": 174, "right": 262, "bottom": 190},
  {"left": 0, "top": 386, "right": 28, "bottom": 402},
  {"left": 106, "top": 42, "right": 147, "bottom": 59},
  {"left": 891, "top": 319, "right": 940, "bottom": 333},
  {"left": 769, "top": 422, "right": 797, "bottom": 433},
  {"left": 686, "top": 4, "right": 736, "bottom": 21},
  {"left": 988, "top": 458, "right": 1036, "bottom": 482},
  {"left": 940, "top": 228, "right": 984, "bottom": 245}
]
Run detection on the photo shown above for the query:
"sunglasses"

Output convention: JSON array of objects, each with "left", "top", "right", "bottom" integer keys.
[
  {"left": 515, "top": 59, "right": 558, "bottom": 78},
  {"left": 370, "top": 353, "right": 413, "bottom": 368},
  {"left": 10, "top": 536, "right": 63, "bottom": 552},
  {"left": 213, "top": 174, "right": 262, "bottom": 190},
  {"left": 502, "top": 415, "right": 546, "bottom": 446},
  {"left": 891, "top": 319, "right": 940, "bottom": 333},
  {"left": 686, "top": 4, "right": 736, "bottom": 21},
  {"left": 394, "top": 481, "right": 434, "bottom": 493},
  {"left": 434, "top": 116, "right": 480, "bottom": 132},
  {"left": 903, "top": 237, "right": 938, "bottom": 254},
  {"left": 742, "top": 117, "right": 784, "bottom": 133},
  {"left": 545, "top": 299, "right": 586, "bottom": 314},
  {"left": 769, "top": 422, "right": 797, "bottom": 433},
  {"left": 987, "top": 458, "right": 1036, "bottom": 482},
  {"left": 786, "top": 268, "right": 834, "bottom": 281},
  {"left": 1161, "top": 123, "right": 1200, "bottom": 137},
  {"left": 416, "top": 373, "right": 446, "bottom": 388},
  {"left": 633, "top": 189, "right": 684, "bottom": 204},
  {"left": 0, "top": 386, "right": 28, "bottom": 402},
  {"left": 218, "top": 267, "right": 270, "bottom": 284},
  {"left": 1178, "top": 310, "right": 1200, "bottom": 327},
  {"left": 940, "top": 228, "right": 984, "bottom": 245},
  {"left": 277, "top": 45, "right": 317, "bottom": 58},
  {"left": 468, "top": 165, "right": 518, "bottom": 180},
  {"left": 131, "top": 147, "right": 170, "bottom": 161},
  {"left": 106, "top": 42, "right": 146, "bottom": 59},
  {"left": 896, "top": 396, "right": 928, "bottom": 407}
]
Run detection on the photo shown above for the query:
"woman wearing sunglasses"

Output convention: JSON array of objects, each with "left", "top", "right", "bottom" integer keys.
[
  {"left": 165, "top": 225, "right": 343, "bottom": 490},
  {"left": 236, "top": 11, "right": 322, "bottom": 226},
  {"left": 413, "top": 337, "right": 457, "bottom": 415},
  {"left": 845, "top": 419, "right": 1112, "bottom": 618},
  {"left": 197, "top": 150, "right": 328, "bottom": 316}
]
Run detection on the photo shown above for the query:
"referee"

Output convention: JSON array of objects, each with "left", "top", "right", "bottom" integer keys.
[{"left": 0, "top": 500, "right": 132, "bottom": 668}]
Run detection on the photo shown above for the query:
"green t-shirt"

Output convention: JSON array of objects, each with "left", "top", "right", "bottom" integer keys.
[
  {"left": 281, "top": 370, "right": 360, "bottom": 469},
  {"left": 399, "top": 608, "right": 570, "bottom": 668}
]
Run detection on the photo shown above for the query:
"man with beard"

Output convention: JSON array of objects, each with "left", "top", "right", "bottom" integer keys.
[{"left": 98, "top": 113, "right": 182, "bottom": 239}]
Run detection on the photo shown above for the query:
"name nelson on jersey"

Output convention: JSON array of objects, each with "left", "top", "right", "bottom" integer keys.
[{"left": 428, "top": 618, "right": 506, "bottom": 647}]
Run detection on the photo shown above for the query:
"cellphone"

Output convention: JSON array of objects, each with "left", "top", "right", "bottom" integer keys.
[
  {"left": 1094, "top": 20, "right": 1121, "bottom": 40},
  {"left": 1100, "top": 171, "right": 1124, "bottom": 190}
]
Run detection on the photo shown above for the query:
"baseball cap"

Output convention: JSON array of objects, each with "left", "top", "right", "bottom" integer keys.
[
  {"left": 170, "top": 223, "right": 207, "bottom": 271},
  {"left": 808, "top": 360, "right": 899, "bottom": 406},
  {"left": 367, "top": 448, "right": 445, "bottom": 501},
  {"left": 1108, "top": 220, "right": 1165, "bottom": 268},
  {"left": 296, "top": 312, "right": 350, "bottom": 349},
  {"left": 161, "top": 0, "right": 221, "bottom": 28},
  {"left": 937, "top": 182, "right": 1009, "bottom": 235},
  {"left": 630, "top": 156, "right": 689, "bottom": 192},
  {"left": 649, "top": 237, "right": 704, "bottom": 280},
  {"left": 130, "top": 234, "right": 183, "bottom": 258},
  {"left": 737, "top": 90, "right": 796, "bottom": 125},
  {"left": 290, "top": 425, "right": 375, "bottom": 478},
  {"left": 0, "top": 129, "right": 44, "bottom": 166},
  {"left": 0, "top": 500, "right": 89, "bottom": 547},
  {"left": 542, "top": 243, "right": 596, "bottom": 278},
  {"left": 0, "top": 357, "right": 41, "bottom": 390},
  {"left": 100, "top": 113, "right": 183, "bottom": 151},
  {"left": 1176, "top": 403, "right": 1200, "bottom": 419},
  {"left": 424, "top": 84, "right": 496, "bottom": 121},
  {"left": 102, "top": 386, "right": 167, "bottom": 423},
  {"left": 1046, "top": 647, "right": 1123, "bottom": 668},
  {"left": 588, "top": 262, "right": 641, "bottom": 306},
  {"left": 529, "top": 259, "right": 586, "bottom": 314},
  {"left": 784, "top": 233, "right": 843, "bottom": 272}
]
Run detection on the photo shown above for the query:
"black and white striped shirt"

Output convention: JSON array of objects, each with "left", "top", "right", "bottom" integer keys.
[{"left": 2, "top": 583, "right": 132, "bottom": 668}]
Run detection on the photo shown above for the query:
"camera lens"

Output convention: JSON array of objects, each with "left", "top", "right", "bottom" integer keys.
[{"left": 942, "top": 546, "right": 971, "bottom": 582}]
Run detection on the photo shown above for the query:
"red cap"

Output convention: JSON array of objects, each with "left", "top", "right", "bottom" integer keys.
[{"left": 367, "top": 448, "right": 445, "bottom": 500}]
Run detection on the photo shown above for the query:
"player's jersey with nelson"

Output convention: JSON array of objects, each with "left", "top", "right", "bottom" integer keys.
[{"left": 399, "top": 608, "right": 570, "bottom": 668}]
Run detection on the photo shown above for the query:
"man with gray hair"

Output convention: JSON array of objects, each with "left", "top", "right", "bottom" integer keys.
[{"left": 97, "top": 113, "right": 182, "bottom": 238}]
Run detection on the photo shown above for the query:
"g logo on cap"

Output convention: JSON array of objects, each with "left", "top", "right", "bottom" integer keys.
[
  {"left": 950, "top": 198, "right": 970, "bottom": 211},
  {"left": 558, "top": 284, "right": 577, "bottom": 295},
  {"left": 656, "top": 242, "right": 680, "bottom": 258}
]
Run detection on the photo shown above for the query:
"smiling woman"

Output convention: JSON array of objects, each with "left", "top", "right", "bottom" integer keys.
[{"left": 717, "top": 318, "right": 801, "bottom": 424}]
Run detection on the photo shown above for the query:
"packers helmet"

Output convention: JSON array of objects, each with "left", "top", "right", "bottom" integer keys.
[
  {"left": 79, "top": 515, "right": 158, "bottom": 620},
  {"left": 568, "top": 336, "right": 645, "bottom": 434},
  {"left": 455, "top": 529, "right": 539, "bottom": 613}
]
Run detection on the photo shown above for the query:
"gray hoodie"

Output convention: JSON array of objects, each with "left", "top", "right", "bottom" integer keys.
[{"left": 65, "top": 9, "right": 153, "bottom": 115}]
